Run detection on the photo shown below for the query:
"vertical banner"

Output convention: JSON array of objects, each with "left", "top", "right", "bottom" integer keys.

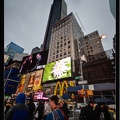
[
  {"left": 33, "top": 69, "right": 43, "bottom": 91},
  {"left": 27, "top": 72, "right": 35, "bottom": 92},
  {"left": 16, "top": 74, "right": 26, "bottom": 93}
]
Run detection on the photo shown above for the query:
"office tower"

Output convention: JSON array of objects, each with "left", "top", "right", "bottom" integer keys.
[
  {"left": 4, "top": 42, "right": 24, "bottom": 59},
  {"left": 42, "top": 0, "right": 67, "bottom": 51},
  {"left": 109, "top": 0, "right": 116, "bottom": 19},
  {"left": 47, "top": 12, "right": 84, "bottom": 73},
  {"left": 79, "top": 30, "right": 104, "bottom": 57}
]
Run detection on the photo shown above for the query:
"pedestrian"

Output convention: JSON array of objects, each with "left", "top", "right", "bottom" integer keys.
[
  {"left": 27, "top": 98, "right": 36, "bottom": 120},
  {"left": 43, "top": 100, "right": 52, "bottom": 120},
  {"left": 45, "top": 95, "right": 68, "bottom": 120},
  {"left": 35, "top": 100, "right": 44, "bottom": 120},
  {"left": 5, "top": 92, "right": 29, "bottom": 120},
  {"left": 4, "top": 100, "right": 12, "bottom": 116},
  {"left": 59, "top": 100, "right": 69, "bottom": 118},
  {"left": 98, "top": 103, "right": 111, "bottom": 120},
  {"left": 79, "top": 101, "right": 95, "bottom": 120}
]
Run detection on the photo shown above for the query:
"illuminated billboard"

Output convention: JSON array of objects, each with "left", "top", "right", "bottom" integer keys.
[
  {"left": 16, "top": 74, "right": 26, "bottom": 93},
  {"left": 42, "top": 57, "right": 72, "bottom": 82},
  {"left": 33, "top": 69, "right": 43, "bottom": 91},
  {"left": 27, "top": 72, "right": 35, "bottom": 92},
  {"left": 19, "top": 50, "right": 48, "bottom": 74}
]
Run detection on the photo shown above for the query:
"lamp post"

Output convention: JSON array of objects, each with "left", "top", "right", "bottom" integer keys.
[{"left": 78, "top": 34, "right": 106, "bottom": 105}]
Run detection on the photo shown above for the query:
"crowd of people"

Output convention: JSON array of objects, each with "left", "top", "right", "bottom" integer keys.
[
  {"left": 4, "top": 93, "right": 115, "bottom": 120},
  {"left": 79, "top": 101, "right": 112, "bottom": 120}
]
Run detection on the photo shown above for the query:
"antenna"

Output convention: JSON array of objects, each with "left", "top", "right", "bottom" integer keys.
[{"left": 76, "top": 13, "right": 85, "bottom": 31}]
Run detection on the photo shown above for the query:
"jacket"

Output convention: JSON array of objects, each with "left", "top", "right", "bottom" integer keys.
[{"left": 5, "top": 93, "right": 29, "bottom": 120}]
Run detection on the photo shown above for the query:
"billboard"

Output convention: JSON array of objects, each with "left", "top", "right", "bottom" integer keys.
[
  {"left": 42, "top": 57, "right": 72, "bottom": 82},
  {"left": 33, "top": 69, "right": 43, "bottom": 91},
  {"left": 19, "top": 50, "right": 48, "bottom": 74},
  {"left": 5, "top": 80, "right": 19, "bottom": 96},
  {"left": 16, "top": 74, "right": 26, "bottom": 93},
  {"left": 27, "top": 72, "right": 35, "bottom": 92}
]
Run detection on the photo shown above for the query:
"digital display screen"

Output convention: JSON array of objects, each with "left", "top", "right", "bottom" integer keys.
[
  {"left": 19, "top": 50, "right": 48, "bottom": 74},
  {"left": 42, "top": 57, "right": 72, "bottom": 82},
  {"left": 33, "top": 69, "right": 43, "bottom": 91}
]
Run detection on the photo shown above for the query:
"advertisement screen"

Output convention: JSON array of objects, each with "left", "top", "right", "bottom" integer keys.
[
  {"left": 16, "top": 74, "right": 26, "bottom": 93},
  {"left": 27, "top": 72, "right": 35, "bottom": 92},
  {"left": 42, "top": 57, "right": 72, "bottom": 82},
  {"left": 33, "top": 91, "right": 43, "bottom": 100},
  {"left": 19, "top": 50, "right": 48, "bottom": 74},
  {"left": 33, "top": 69, "right": 43, "bottom": 91}
]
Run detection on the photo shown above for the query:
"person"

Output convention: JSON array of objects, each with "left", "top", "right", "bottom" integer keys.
[
  {"left": 5, "top": 93, "right": 29, "bottom": 120},
  {"left": 27, "top": 98, "right": 35, "bottom": 120},
  {"left": 35, "top": 100, "right": 44, "bottom": 120},
  {"left": 43, "top": 100, "right": 52, "bottom": 120},
  {"left": 4, "top": 101, "right": 12, "bottom": 116},
  {"left": 98, "top": 103, "right": 111, "bottom": 120},
  {"left": 79, "top": 101, "right": 95, "bottom": 120},
  {"left": 45, "top": 95, "right": 68, "bottom": 120},
  {"left": 59, "top": 100, "right": 69, "bottom": 118}
]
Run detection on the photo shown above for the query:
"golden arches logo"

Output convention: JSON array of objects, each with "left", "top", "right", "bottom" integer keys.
[{"left": 54, "top": 81, "right": 68, "bottom": 96}]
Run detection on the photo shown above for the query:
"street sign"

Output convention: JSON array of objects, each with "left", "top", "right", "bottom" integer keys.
[
  {"left": 75, "top": 76, "right": 83, "bottom": 80},
  {"left": 78, "top": 80, "right": 88, "bottom": 85}
]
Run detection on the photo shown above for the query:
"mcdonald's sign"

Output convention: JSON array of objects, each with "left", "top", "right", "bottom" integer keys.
[{"left": 54, "top": 81, "right": 68, "bottom": 96}]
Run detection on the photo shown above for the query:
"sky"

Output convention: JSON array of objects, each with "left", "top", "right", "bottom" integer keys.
[{"left": 4, "top": 0, "right": 115, "bottom": 54}]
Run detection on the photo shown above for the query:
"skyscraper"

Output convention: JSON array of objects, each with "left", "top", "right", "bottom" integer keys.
[
  {"left": 42, "top": 0, "right": 67, "bottom": 51},
  {"left": 47, "top": 12, "right": 84, "bottom": 73}
]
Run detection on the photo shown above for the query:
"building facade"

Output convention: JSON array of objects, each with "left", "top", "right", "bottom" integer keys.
[
  {"left": 82, "top": 49, "right": 115, "bottom": 84},
  {"left": 47, "top": 12, "right": 84, "bottom": 73},
  {"left": 79, "top": 30, "right": 104, "bottom": 57},
  {"left": 42, "top": 0, "right": 67, "bottom": 51},
  {"left": 31, "top": 47, "right": 40, "bottom": 54},
  {"left": 109, "top": 0, "right": 116, "bottom": 19},
  {"left": 4, "top": 42, "right": 24, "bottom": 59}
]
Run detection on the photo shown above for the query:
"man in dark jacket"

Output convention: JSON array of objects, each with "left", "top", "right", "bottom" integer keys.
[
  {"left": 5, "top": 93, "right": 29, "bottom": 120},
  {"left": 79, "top": 101, "right": 95, "bottom": 120},
  {"left": 27, "top": 98, "right": 35, "bottom": 120}
]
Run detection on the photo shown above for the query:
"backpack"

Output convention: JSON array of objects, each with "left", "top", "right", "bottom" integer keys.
[{"left": 99, "top": 112, "right": 105, "bottom": 120}]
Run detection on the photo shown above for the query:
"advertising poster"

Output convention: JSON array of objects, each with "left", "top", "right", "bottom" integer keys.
[
  {"left": 19, "top": 50, "right": 48, "bottom": 74},
  {"left": 16, "top": 74, "right": 26, "bottom": 93},
  {"left": 33, "top": 69, "right": 43, "bottom": 91},
  {"left": 42, "top": 57, "right": 72, "bottom": 82},
  {"left": 27, "top": 72, "right": 35, "bottom": 92}
]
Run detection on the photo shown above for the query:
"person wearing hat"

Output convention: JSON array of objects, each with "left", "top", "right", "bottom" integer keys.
[{"left": 5, "top": 93, "right": 29, "bottom": 120}]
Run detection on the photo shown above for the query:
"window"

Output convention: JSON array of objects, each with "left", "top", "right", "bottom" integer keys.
[
  {"left": 68, "top": 45, "right": 70, "bottom": 49},
  {"left": 68, "top": 41, "right": 70, "bottom": 44}
]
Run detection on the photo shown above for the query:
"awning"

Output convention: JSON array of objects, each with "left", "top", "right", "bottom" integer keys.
[{"left": 67, "top": 85, "right": 88, "bottom": 92}]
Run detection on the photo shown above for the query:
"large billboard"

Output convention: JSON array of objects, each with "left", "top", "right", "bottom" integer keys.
[
  {"left": 19, "top": 50, "right": 48, "bottom": 74},
  {"left": 26, "top": 69, "right": 43, "bottom": 92},
  {"left": 16, "top": 74, "right": 26, "bottom": 93},
  {"left": 42, "top": 57, "right": 72, "bottom": 82},
  {"left": 33, "top": 69, "right": 43, "bottom": 91}
]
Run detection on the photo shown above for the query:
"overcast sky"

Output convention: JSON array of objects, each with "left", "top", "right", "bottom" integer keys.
[{"left": 4, "top": 0, "right": 115, "bottom": 54}]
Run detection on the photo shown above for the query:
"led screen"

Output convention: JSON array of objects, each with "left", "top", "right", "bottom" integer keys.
[
  {"left": 26, "top": 72, "right": 35, "bottom": 92},
  {"left": 19, "top": 50, "right": 48, "bottom": 74},
  {"left": 33, "top": 69, "right": 43, "bottom": 91},
  {"left": 42, "top": 57, "right": 71, "bottom": 82},
  {"left": 16, "top": 74, "right": 26, "bottom": 93}
]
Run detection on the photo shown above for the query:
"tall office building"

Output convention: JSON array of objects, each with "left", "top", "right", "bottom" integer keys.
[
  {"left": 42, "top": 0, "right": 67, "bottom": 51},
  {"left": 79, "top": 30, "right": 104, "bottom": 57},
  {"left": 47, "top": 12, "right": 84, "bottom": 72},
  {"left": 4, "top": 42, "right": 24, "bottom": 59}
]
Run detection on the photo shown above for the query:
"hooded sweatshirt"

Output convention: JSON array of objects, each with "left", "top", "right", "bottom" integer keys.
[{"left": 5, "top": 93, "right": 29, "bottom": 120}]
